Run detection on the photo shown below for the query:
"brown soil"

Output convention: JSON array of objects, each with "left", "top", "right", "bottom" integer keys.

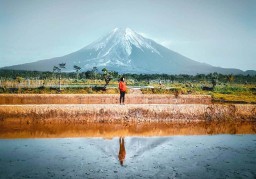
[
  {"left": 0, "top": 94, "right": 255, "bottom": 138},
  {"left": 0, "top": 94, "right": 212, "bottom": 104},
  {"left": 0, "top": 104, "right": 255, "bottom": 123}
]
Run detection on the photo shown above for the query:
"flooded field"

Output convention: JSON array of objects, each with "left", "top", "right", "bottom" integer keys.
[
  {"left": 0, "top": 120, "right": 256, "bottom": 178},
  {"left": 0, "top": 94, "right": 255, "bottom": 178},
  {"left": 0, "top": 135, "right": 256, "bottom": 179}
]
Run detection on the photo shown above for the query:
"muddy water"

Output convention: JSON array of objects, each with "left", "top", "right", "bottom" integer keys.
[
  {"left": 1, "top": 135, "right": 256, "bottom": 178},
  {"left": 0, "top": 121, "right": 255, "bottom": 138}
]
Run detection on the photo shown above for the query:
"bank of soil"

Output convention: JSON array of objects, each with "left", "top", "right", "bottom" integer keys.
[
  {"left": 0, "top": 104, "right": 255, "bottom": 122},
  {"left": 0, "top": 94, "right": 211, "bottom": 104},
  {"left": 0, "top": 94, "right": 255, "bottom": 138},
  {"left": 0, "top": 103, "right": 255, "bottom": 138}
]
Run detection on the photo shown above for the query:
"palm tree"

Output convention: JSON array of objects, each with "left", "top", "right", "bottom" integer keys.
[
  {"left": 52, "top": 63, "right": 65, "bottom": 91},
  {"left": 53, "top": 66, "right": 60, "bottom": 72},
  {"left": 58, "top": 63, "right": 66, "bottom": 91},
  {"left": 73, "top": 65, "right": 81, "bottom": 80},
  {"left": 59, "top": 63, "right": 66, "bottom": 69}
]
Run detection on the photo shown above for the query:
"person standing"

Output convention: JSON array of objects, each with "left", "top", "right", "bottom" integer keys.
[{"left": 119, "top": 77, "right": 127, "bottom": 105}]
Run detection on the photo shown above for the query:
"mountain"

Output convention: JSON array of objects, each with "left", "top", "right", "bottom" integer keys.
[
  {"left": 244, "top": 70, "right": 256, "bottom": 76},
  {"left": 2, "top": 28, "right": 249, "bottom": 75}
]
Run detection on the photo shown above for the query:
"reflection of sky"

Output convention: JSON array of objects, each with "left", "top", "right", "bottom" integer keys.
[
  {"left": 1, "top": 136, "right": 255, "bottom": 178},
  {"left": 0, "top": 0, "right": 256, "bottom": 70}
]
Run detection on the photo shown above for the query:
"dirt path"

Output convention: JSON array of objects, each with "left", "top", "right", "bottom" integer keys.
[
  {"left": 129, "top": 88, "right": 143, "bottom": 94},
  {"left": 0, "top": 94, "right": 211, "bottom": 104}
]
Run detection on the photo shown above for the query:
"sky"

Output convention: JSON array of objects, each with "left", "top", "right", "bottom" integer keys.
[{"left": 0, "top": 0, "right": 255, "bottom": 71}]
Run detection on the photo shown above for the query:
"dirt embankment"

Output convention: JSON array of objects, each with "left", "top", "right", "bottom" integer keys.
[
  {"left": 0, "top": 104, "right": 255, "bottom": 123},
  {"left": 0, "top": 94, "right": 255, "bottom": 138}
]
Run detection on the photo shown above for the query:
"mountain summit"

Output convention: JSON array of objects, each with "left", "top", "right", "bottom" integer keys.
[
  {"left": 87, "top": 28, "right": 161, "bottom": 56},
  {"left": 3, "top": 28, "right": 244, "bottom": 74},
  {"left": 80, "top": 27, "right": 163, "bottom": 72}
]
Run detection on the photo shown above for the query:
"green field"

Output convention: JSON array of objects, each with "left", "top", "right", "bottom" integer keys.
[{"left": 0, "top": 69, "right": 255, "bottom": 103}]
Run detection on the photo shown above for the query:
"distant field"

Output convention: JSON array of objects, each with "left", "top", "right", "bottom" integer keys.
[
  {"left": 0, "top": 69, "right": 255, "bottom": 104},
  {"left": 0, "top": 80, "right": 255, "bottom": 103}
]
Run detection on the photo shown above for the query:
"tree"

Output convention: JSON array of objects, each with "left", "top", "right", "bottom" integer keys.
[
  {"left": 58, "top": 63, "right": 66, "bottom": 91},
  {"left": 92, "top": 67, "right": 98, "bottom": 83},
  {"left": 73, "top": 65, "right": 81, "bottom": 80},
  {"left": 59, "top": 63, "right": 66, "bottom": 69},
  {"left": 52, "top": 63, "right": 65, "bottom": 91},
  {"left": 227, "top": 74, "right": 234, "bottom": 84},
  {"left": 53, "top": 66, "right": 60, "bottom": 73},
  {"left": 211, "top": 78, "right": 217, "bottom": 89},
  {"left": 102, "top": 68, "right": 113, "bottom": 89},
  {"left": 211, "top": 72, "right": 218, "bottom": 89},
  {"left": 16, "top": 76, "right": 23, "bottom": 84},
  {"left": 93, "top": 67, "right": 98, "bottom": 77},
  {"left": 84, "top": 70, "right": 94, "bottom": 79}
]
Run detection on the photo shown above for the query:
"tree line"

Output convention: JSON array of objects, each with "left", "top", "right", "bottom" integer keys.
[{"left": 0, "top": 69, "right": 256, "bottom": 84}]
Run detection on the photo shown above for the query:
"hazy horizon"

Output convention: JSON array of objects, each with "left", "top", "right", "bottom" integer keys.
[{"left": 0, "top": 0, "right": 255, "bottom": 71}]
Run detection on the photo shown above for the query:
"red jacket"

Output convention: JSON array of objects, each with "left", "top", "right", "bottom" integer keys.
[{"left": 119, "top": 81, "right": 126, "bottom": 92}]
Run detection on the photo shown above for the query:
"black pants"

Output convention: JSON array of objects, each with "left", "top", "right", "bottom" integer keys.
[{"left": 120, "top": 91, "right": 125, "bottom": 104}]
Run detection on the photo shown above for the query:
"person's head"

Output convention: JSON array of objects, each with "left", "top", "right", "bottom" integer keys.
[{"left": 120, "top": 77, "right": 125, "bottom": 82}]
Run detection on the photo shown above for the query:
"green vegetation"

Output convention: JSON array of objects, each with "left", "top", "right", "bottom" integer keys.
[
  {"left": 0, "top": 86, "right": 120, "bottom": 94},
  {"left": 211, "top": 85, "right": 256, "bottom": 103},
  {"left": 0, "top": 69, "right": 255, "bottom": 103}
]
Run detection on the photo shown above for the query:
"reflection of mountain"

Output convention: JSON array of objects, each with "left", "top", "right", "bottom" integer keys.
[
  {"left": 95, "top": 137, "right": 171, "bottom": 165},
  {"left": 3, "top": 28, "right": 253, "bottom": 75},
  {"left": 128, "top": 137, "right": 171, "bottom": 158},
  {"left": 1, "top": 136, "right": 254, "bottom": 178}
]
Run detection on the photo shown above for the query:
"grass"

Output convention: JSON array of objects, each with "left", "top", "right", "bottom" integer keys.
[
  {"left": 0, "top": 86, "right": 120, "bottom": 94},
  {"left": 212, "top": 92, "right": 256, "bottom": 103},
  {"left": 0, "top": 80, "right": 255, "bottom": 103},
  {"left": 211, "top": 85, "right": 256, "bottom": 103}
]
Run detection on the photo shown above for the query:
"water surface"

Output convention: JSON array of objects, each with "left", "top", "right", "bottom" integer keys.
[
  {"left": 1, "top": 121, "right": 255, "bottom": 138},
  {"left": 0, "top": 135, "right": 256, "bottom": 178}
]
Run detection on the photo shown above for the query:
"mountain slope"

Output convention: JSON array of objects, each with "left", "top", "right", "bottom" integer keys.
[{"left": 2, "top": 28, "right": 245, "bottom": 74}]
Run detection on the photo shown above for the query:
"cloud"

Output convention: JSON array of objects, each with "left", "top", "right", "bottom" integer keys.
[
  {"left": 160, "top": 40, "right": 172, "bottom": 49},
  {"left": 138, "top": 32, "right": 172, "bottom": 49}
]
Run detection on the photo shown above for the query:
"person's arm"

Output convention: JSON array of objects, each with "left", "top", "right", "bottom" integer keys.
[{"left": 119, "top": 82, "right": 122, "bottom": 90}]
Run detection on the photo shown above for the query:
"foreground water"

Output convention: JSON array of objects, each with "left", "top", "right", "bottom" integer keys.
[{"left": 0, "top": 135, "right": 256, "bottom": 179}]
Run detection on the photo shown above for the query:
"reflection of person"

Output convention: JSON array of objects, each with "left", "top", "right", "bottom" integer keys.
[
  {"left": 118, "top": 137, "right": 126, "bottom": 166},
  {"left": 119, "top": 77, "right": 127, "bottom": 105}
]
